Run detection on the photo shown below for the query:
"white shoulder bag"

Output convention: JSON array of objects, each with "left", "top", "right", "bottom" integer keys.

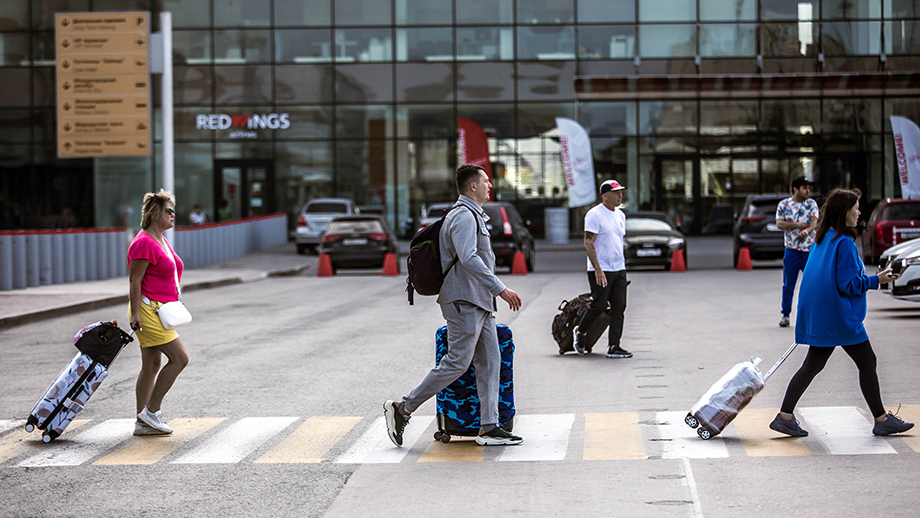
[{"left": 144, "top": 249, "right": 192, "bottom": 329}]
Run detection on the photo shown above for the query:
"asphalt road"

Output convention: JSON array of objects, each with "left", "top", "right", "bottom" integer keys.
[{"left": 1, "top": 242, "right": 918, "bottom": 518}]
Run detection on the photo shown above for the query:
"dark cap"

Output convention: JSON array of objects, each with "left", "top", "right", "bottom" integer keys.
[
  {"left": 791, "top": 176, "right": 814, "bottom": 190},
  {"left": 600, "top": 180, "right": 626, "bottom": 194}
]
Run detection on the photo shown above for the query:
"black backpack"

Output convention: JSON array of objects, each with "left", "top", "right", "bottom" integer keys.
[
  {"left": 406, "top": 204, "right": 473, "bottom": 305},
  {"left": 73, "top": 321, "right": 134, "bottom": 367}
]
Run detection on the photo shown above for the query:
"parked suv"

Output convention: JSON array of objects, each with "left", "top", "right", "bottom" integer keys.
[
  {"left": 861, "top": 198, "right": 920, "bottom": 264},
  {"left": 295, "top": 198, "right": 359, "bottom": 254},
  {"left": 732, "top": 194, "right": 789, "bottom": 267},
  {"left": 482, "top": 202, "right": 535, "bottom": 272}
]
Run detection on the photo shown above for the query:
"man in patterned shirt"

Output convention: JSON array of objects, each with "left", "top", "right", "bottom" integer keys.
[{"left": 775, "top": 176, "right": 820, "bottom": 328}]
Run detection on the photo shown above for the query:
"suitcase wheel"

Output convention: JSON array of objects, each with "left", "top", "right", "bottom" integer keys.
[
  {"left": 25, "top": 423, "right": 35, "bottom": 433},
  {"left": 684, "top": 413, "right": 699, "bottom": 429},
  {"left": 558, "top": 348, "right": 566, "bottom": 355},
  {"left": 433, "top": 431, "right": 451, "bottom": 443},
  {"left": 697, "top": 427, "right": 712, "bottom": 440},
  {"left": 42, "top": 433, "right": 53, "bottom": 443}
]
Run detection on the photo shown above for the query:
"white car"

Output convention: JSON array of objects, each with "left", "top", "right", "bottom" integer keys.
[
  {"left": 878, "top": 239, "right": 920, "bottom": 302},
  {"left": 418, "top": 203, "right": 453, "bottom": 230},
  {"left": 295, "top": 198, "right": 359, "bottom": 254}
]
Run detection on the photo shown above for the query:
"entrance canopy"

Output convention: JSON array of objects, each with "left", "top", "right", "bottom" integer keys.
[{"left": 575, "top": 72, "right": 920, "bottom": 100}]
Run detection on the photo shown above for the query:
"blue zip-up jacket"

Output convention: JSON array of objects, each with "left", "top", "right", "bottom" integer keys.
[{"left": 795, "top": 229, "right": 880, "bottom": 346}]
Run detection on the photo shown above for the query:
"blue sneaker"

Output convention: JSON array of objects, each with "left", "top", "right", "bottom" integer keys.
[
  {"left": 872, "top": 412, "right": 914, "bottom": 436},
  {"left": 769, "top": 413, "right": 808, "bottom": 437}
]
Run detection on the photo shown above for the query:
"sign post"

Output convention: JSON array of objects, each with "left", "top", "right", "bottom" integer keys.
[{"left": 56, "top": 12, "right": 152, "bottom": 158}]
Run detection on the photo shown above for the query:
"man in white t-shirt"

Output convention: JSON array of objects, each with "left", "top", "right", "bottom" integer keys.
[{"left": 574, "top": 180, "right": 632, "bottom": 358}]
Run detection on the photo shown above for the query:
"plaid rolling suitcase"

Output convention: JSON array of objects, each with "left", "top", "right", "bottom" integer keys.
[
  {"left": 685, "top": 343, "right": 798, "bottom": 440},
  {"left": 433, "top": 324, "right": 515, "bottom": 443},
  {"left": 25, "top": 321, "right": 133, "bottom": 442},
  {"left": 551, "top": 293, "right": 610, "bottom": 354}
]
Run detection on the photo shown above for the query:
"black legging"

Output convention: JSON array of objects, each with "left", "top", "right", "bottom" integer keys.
[{"left": 780, "top": 340, "right": 885, "bottom": 418}]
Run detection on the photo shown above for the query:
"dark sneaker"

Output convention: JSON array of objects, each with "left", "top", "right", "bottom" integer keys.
[
  {"left": 384, "top": 400, "right": 410, "bottom": 447},
  {"left": 573, "top": 326, "right": 586, "bottom": 355},
  {"left": 606, "top": 346, "right": 633, "bottom": 358},
  {"left": 769, "top": 413, "right": 808, "bottom": 437},
  {"left": 779, "top": 317, "right": 790, "bottom": 327},
  {"left": 475, "top": 426, "right": 523, "bottom": 446},
  {"left": 872, "top": 412, "right": 914, "bottom": 436}
]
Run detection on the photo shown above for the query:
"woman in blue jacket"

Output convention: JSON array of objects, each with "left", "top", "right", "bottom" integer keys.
[{"left": 770, "top": 188, "right": 913, "bottom": 437}]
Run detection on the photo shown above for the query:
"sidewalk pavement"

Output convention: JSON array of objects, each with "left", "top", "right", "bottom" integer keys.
[{"left": 0, "top": 238, "right": 583, "bottom": 330}]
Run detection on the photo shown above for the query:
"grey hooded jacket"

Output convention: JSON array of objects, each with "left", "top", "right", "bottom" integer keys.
[{"left": 437, "top": 195, "right": 507, "bottom": 312}]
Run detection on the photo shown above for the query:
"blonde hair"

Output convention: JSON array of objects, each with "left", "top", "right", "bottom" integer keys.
[{"left": 140, "top": 189, "right": 176, "bottom": 230}]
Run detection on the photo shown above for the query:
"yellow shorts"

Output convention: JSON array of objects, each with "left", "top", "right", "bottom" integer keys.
[{"left": 128, "top": 300, "right": 179, "bottom": 348}]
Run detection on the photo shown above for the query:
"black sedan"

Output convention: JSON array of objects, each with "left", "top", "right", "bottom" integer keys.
[
  {"left": 483, "top": 202, "right": 536, "bottom": 272},
  {"left": 319, "top": 215, "right": 399, "bottom": 273},
  {"left": 624, "top": 212, "right": 687, "bottom": 270}
]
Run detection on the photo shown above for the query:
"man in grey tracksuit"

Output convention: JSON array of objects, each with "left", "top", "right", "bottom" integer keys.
[{"left": 385, "top": 164, "right": 524, "bottom": 447}]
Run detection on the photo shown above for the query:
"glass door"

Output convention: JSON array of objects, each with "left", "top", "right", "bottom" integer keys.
[
  {"left": 654, "top": 156, "right": 697, "bottom": 233},
  {"left": 214, "top": 160, "right": 275, "bottom": 221}
]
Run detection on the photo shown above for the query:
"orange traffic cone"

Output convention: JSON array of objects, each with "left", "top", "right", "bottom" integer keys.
[
  {"left": 511, "top": 251, "right": 528, "bottom": 275},
  {"left": 736, "top": 247, "right": 753, "bottom": 271},
  {"left": 670, "top": 249, "right": 686, "bottom": 272},
  {"left": 317, "top": 254, "right": 334, "bottom": 277},
  {"left": 382, "top": 253, "right": 399, "bottom": 276}
]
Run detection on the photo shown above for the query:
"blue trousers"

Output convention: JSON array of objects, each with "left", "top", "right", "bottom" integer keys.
[{"left": 781, "top": 248, "right": 809, "bottom": 318}]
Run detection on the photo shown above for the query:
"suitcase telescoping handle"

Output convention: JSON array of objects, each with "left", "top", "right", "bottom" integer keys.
[{"left": 762, "top": 342, "right": 798, "bottom": 383}]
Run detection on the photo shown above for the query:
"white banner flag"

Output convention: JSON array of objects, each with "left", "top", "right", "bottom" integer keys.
[
  {"left": 891, "top": 116, "right": 920, "bottom": 199},
  {"left": 556, "top": 117, "right": 596, "bottom": 208}
]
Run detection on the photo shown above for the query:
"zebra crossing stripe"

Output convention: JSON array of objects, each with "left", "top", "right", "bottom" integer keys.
[
  {"left": 0, "top": 420, "right": 91, "bottom": 465},
  {"left": 799, "top": 407, "right": 897, "bottom": 455},
  {"left": 335, "top": 415, "right": 434, "bottom": 464},
  {"left": 497, "top": 414, "right": 575, "bottom": 462},
  {"left": 657, "top": 411, "right": 729, "bottom": 459},
  {"left": 419, "top": 438, "right": 484, "bottom": 462},
  {"left": 583, "top": 412, "right": 646, "bottom": 460},
  {"left": 730, "top": 408, "right": 811, "bottom": 457},
  {"left": 895, "top": 405, "right": 920, "bottom": 453},
  {"left": 0, "top": 420, "right": 24, "bottom": 435},
  {"left": 94, "top": 418, "right": 226, "bottom": 465},
  {"left": 255, "top": 416, "right": 362, "bottom": 464},
  {"left": 18, "top": 419, "right": 135, "bottom": 467},
  {"left": 171, "top": 417, "right": 298, "bottom": 464}
]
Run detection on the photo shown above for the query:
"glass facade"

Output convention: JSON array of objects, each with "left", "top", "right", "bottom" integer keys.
[{"left": 1, "top": 0, "right": 918, "bottom": 235}]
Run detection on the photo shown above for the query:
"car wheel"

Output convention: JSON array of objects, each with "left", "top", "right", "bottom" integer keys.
[
  {"left": 732, "top": 247, "right": 739, "bottom": 268},
  {"left": 526, "top": 246, "right": 535, "bottom": 272},
  {"left": 297, "top": 244, "right": 308, "bottom": 255}
]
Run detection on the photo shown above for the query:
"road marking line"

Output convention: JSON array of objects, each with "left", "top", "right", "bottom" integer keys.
[
  {"left": 799, "top": 406, "right": 897, "bottom": 455},
  {"left": 496, "top": 414, "right": 575, "bottom": 462},
  {"left": 171, "top": 417, "right": 297, "bottom": 464},
  {"left": 0, "top": 419, "right": 91, "bottom": 465},
  {"left": 583, "top": 412, "right": 646, "bottom": 460},
  {"left": 893, "top": 405, "right": 920, "bottom": 453},
  {"left": 0, "top": 420, "right": 25, "bottom": 435},
  {"left": 18, "top": 419, "right": 134, "bottom": 467},
  {"left": 419, "top": 438, "right": 484, "bottom": 462},
  {"left": 93, "top": 418, "right": 226, "bottom": 465},
  {"left": 657, "top": 411, "right": 729, "bottom": 459},
  {"left": 731, "top": 408, "right": 811, "bottom": 457},
  {"left": 255, "top": 416, "right": 361, "bottom": 463},
  {"left": 335, "top": 415, "right": 434, "bottom": 464},
  {"left": 681, "top": 457, "right": 705, "bottom": 518}
]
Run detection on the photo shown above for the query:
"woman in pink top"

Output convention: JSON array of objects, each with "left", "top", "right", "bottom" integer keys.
[{"left": 128, "top": 190, "right": 190, "bottom": 436}]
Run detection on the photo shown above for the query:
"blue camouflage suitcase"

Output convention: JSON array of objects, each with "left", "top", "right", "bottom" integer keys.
[{"left": 433, "top": 324, "right": 515, "bottom": 443}]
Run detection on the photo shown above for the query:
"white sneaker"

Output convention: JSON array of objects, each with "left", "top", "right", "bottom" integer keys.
[
  {"left": 137, "top": 407, "right": 173, "bottom": 434},
  {"left": 573, "top": 326, "right": 586, "bottom": 355},
  {"left": 134, "top": 421, "right": 169, "bottom": 436}
]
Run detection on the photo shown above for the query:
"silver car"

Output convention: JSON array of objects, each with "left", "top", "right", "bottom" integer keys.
[{"left": 296, "top": 198, "right": 359, "bottom": 254}]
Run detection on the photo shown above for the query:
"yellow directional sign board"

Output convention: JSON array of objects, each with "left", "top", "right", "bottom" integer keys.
[{"left": 56, "top": 12, "right": 151, "bottom": 158}]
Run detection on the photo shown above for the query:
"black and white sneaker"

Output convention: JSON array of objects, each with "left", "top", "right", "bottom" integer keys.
[
  {"left": 573, "top": 326, "right": 586, "bottom": 355},
  {"left": 606, "top": 346, "right": 633, "bottom": 358},
  {"left": 475, "top": 426, "right": 523, "bottom": 446},
  {"left": 384, "top": 400, "right": 410, "bottom": 447}
]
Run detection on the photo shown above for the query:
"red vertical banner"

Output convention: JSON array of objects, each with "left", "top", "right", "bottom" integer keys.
[{"left": 458, "top": 117, "right": 493, "bottom": 199}]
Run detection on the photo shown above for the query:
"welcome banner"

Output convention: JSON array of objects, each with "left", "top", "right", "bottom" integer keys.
[
  {"left": 556, "top": 117, "right": 596, "bottom": 208},
  {"left": 891, "top": 116, "right": 920, "bottom": 199}
]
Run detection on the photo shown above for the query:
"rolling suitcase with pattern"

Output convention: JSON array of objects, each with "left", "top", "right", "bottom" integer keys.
[
  {"left": 685, "top": 342, "right": 798, "bottom": 439},
  {"left": 25, "top": 321, "right": 133, "bottom": 442},
  {"left": 433, "top": 324, "right": 515, "bottom": 443}
]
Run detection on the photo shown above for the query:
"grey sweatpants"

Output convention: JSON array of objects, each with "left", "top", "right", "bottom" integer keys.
[{"left": 402, "top": 301, "right": 500, "bottom": 426}]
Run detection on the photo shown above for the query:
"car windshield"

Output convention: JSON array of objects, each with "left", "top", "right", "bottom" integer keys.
[
  {"left": 748, "top": 199, "right": 782, "bottom": 216},
  {"left": 306, "top": 202, "right": 348, "bottom": 213},
  {"left": 426, "top": 207, "right": 449, "bottom": 219},
  {"left": 883, "top": 203, "right": 920, "bottom": 220},
  {"left": 626, "top": 218, "right": 673, "bottom": 232},
  {"left": 327, "top": 220, "right": 384, "bottom": 233}
]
